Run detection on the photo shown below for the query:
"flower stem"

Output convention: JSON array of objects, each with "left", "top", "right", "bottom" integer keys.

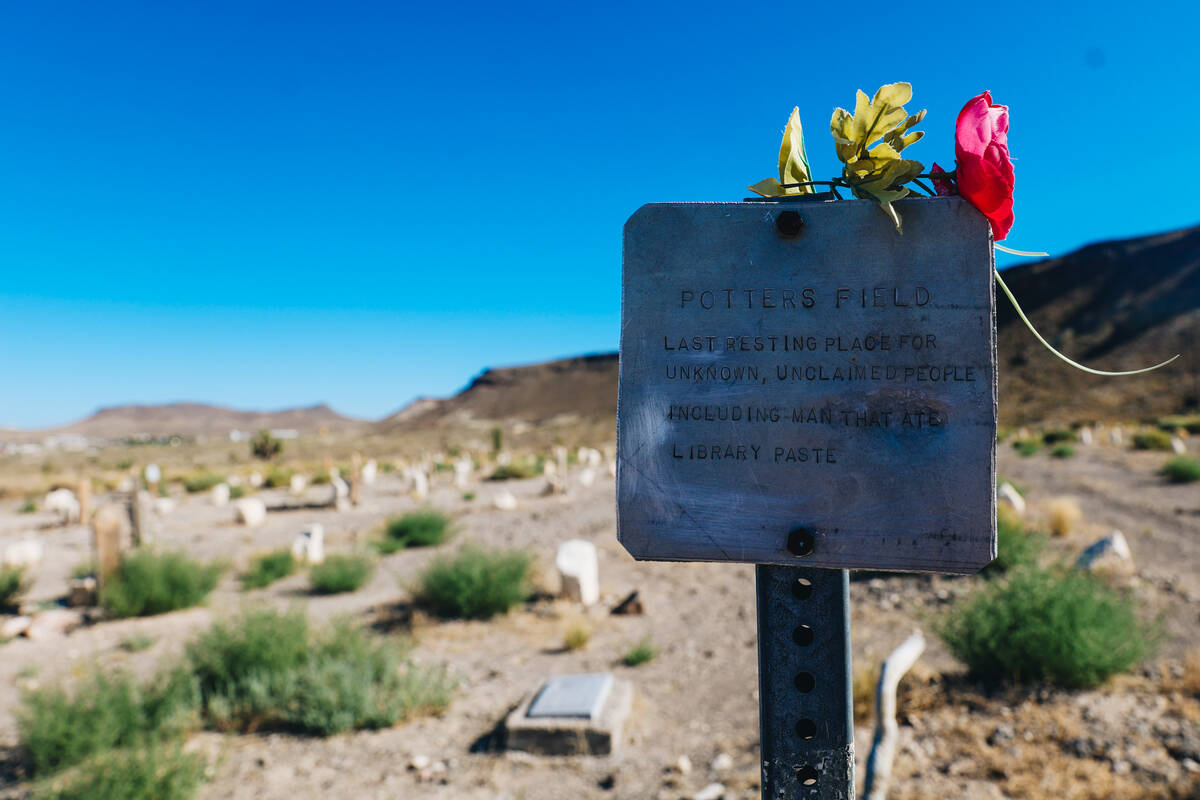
[{"left": 993, "top": 268, "right": 1180, "bottom": 376}]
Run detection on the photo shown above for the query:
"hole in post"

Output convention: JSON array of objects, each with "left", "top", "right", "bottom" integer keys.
[
  {"left": 795, "top": 718, "right": 817, "bottom": 739},
  {"left": 796, "top": 764, "right": 818, "bottom": 785},
  {"left": 786, "top": 528, "right": 815, "bottom": 557},
  {"left": 791, "top": 577, "right": 813, "bottom": 600},
  {"left": 793, "top": 672, "right": 815, "bottom": 692},
  {"left": 791, "top": 625, "right": 814, "bottom": 646}
]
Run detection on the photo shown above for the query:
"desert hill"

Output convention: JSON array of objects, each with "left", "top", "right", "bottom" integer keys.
[
  {"left": 52, "top": 402, "right": 360, "bottom": 439},
  {"left": 389, "top": 224, "right": 1198, "bottom": 430},
  {"left": 996, "top": 224, "right": 1200, "bottom": 424}
]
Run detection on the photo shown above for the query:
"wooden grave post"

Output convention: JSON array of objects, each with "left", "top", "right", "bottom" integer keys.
[{"left": 617, "top": 197, "right": 997, "bottom": 799}]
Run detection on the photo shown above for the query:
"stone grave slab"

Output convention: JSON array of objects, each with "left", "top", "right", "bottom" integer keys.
[{"left": 505, "top": 673, "right": 632, "bottom": 756}]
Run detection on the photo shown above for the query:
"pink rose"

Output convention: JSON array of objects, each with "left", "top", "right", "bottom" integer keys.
[{"left": 955, "top": 91, "right": 1014, "bottom": 241}]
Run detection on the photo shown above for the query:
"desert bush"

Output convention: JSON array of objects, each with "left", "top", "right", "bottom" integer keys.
[
  {"left": 1161, "top": 456, "right": 1200, "bottom": 484},
  {"left": 311, "top": 468, "right": 331, "bottom": 485},
  {"left": 852, "top": 664, "right": 879, "bottom": 724},
  {"left": 1157, "top": 415, "right": 1200, "bottom": 435},
  {"left": 250, "top": 429, "right": 282, "bottom": 461},
  {"left": 119, "top": 635, "right": 156, "bottom": 653},
  {"left": 241, "top": 549, "right": 296, "bottom": 589},
  {"left": 1042, "top": 428, "right": 1076, "bottom": 445},
  {"left": 228, "top": 485, "right": 245, "bottom": 500},
  {"left": 462, "top": 492, "right": 476, "bottom": 502},
  {"left": 181, "top": 472, "right": 224, "bottom": 494},
  {"left": 19, "top": 499, "right": 37, "bottom": 513},
  {"left": 1047, "top": 497, "right": 1082, "bottom": 537},
  {"left": 938, "top": 565, "right": 1158, "bottom": 688},
  {"left": 1050, "top": 444, "right": 1075, "bottom": 459},
  {"left": 1012, "top": 439, "right": 1040, "bottom": 457},
  {"left": 487, "top": 462, "right": 539, "bottom": 481},
  {"left": 984, "top": 509, "right": 1045, "bottom": 576},
  {"left": 100, "top": 550, "right": 223, "bottom": 618},
  {"left": 33, "top": 744, "right": 205, "bottom": 800},
  {"left": 491, "top": 426, "right": 503, "bottom": 452},
  {"left": 18, "top": 670, "right": 198, "bottom": 776},
  {"left": 71, "top": 560, "right": 96, "bottom": 580},
  {"left": 413, "top": 546, "right": 532, "bottom": 619},
  {"left": 1132, "top": 430, "right": 1173, "bottom": 451},
  {"left": 377, "top": 509, "right": 452, "bottom": 554},
  {"left": 563, "top": 623, "right": 591, "bottom": 651},
  {"left": 186, "top": 608, "right": 452, "bottom": 736},
  {"left": 1, "top": 565, "right": 27, "bottom": 608},
  {"left": 264, "top": 467, "right": 294, "bottom": 489},
  {"left": 622, "top": 638, "right": 658, "bottom": 667},
  {"left": 309, "top": 554, "right": 374, "bottom": 594}
]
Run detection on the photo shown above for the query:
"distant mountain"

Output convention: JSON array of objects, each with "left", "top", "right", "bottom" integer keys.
[
  {"left": 379, "top": 353, "right": 619, "bottom": 431},
  {"left": 996, "top": 224, "right": 1200, "bottom": 424},
  {"left": 51, "top": 402, "right": 360, "bottom": 439}
]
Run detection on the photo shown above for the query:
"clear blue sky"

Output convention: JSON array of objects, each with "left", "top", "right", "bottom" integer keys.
[{"left": 2, "top": 1, "right": 1197, "bottom": 429}]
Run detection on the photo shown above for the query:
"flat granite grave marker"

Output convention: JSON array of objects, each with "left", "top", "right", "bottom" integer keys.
[
  {"left": 505, "top": 673, "right": 633, "bottom": 756},
  {"left": 618, "top": 197, "right": 997, "bottom": 573}
]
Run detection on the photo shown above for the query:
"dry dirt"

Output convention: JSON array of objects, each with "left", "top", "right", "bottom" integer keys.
[{"left": 0, "top": 432, "right": 1197, "bottom": 800}]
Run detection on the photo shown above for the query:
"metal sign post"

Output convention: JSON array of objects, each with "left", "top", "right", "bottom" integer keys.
[{"left": 617, "top": 197, "right": 997, "bottom": 799}]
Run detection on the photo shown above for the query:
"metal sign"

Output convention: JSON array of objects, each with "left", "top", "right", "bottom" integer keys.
[{"left": 617, "top": 197, "right": 997, "bottom": 573}]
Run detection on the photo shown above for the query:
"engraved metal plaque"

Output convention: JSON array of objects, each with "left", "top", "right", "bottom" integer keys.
[{"left": 617, "top": 197, "right": 997, "bottom": 573}]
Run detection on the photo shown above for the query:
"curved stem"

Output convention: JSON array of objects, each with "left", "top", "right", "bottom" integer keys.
[
  {"left": 995, "top": 243, "right": 1049, "bottom": 257},
  {"left": 994, "top": 268, "right": 1180, "bottom": 376}
]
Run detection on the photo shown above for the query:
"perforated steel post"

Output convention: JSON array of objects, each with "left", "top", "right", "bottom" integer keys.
[{"left": 756, "top": 565, "right": 853, "bottom": 799}]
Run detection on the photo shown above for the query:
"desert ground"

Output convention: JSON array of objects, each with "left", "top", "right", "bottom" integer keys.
[{"left": 0, "top": 427, "right": 1197, "bottom": 800}]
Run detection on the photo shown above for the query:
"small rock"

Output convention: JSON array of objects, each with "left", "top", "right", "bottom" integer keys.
[
  {"left": 153, "top": 497, "right": 176, "bottom": 516},
  {"left": 710, "top": 752, "right": 733, "bottom": 772},
  {"left": 1077, "top": 531, "right": 1134, "bottom": 576},
  {"left": 1112, "top": 759, "right": 1132, "bottom": 775},
  {"left": 611, "top": 590, "right": 644, "bottom": 616},
  {"left": 1182, "top": 758, "right": 1200, "bottom": 774},
  {"left": 1, "top": 615, "right": 32, "bottom": 638},
  {"left": 987, "top": 724, "right": 1015, "bottom": 746},
  {"left": 693, "top": 782, "right": 725, "bottom": 800},
  {"left": 674, "top": 755, "right": 693, "bottom": 775},
  {"left": 408, "top": 755, "right": 431, "bottom": 771},
  {"left": 493, "top": 491, "right": 518, "bottom": 511}
]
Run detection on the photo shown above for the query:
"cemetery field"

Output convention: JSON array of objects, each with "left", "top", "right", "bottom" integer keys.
[{"left": 0, "top": 431, "right": 1198, "bottom": 799}]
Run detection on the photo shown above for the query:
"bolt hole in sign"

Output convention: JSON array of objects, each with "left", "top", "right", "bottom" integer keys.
[{"left": 616, "top": 197, "right": 997, "bottom": 573}]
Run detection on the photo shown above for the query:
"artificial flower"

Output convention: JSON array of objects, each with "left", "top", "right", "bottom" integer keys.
[{"left": 954, "top": 91, "right": 1014, "bottom": 240}]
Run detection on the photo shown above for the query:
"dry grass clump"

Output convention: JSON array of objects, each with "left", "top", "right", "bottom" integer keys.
[
  {"left": 1047, "top": 496, "right": 1082, "bottom": 537},
  {"left": 562, "top": 622, "right": 591, "bottom": 651}
]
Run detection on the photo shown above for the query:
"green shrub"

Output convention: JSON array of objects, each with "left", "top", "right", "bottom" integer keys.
[
  {"left": 462, "top": 492, "right": 476, "bottom": 502},
  {"left": 119, "top": 635, "right": 156, "bottom": 653},
  {"left": 19, "top": 499, "right": 37, "bottom": 514},
  {"left": 1157, "top": 415, "right": 1200, "bottom": 434},
  {"left": 491, "top": 426, "right": 503, "bottom": 452},
  {"left": 1012, "top": 439, "right": 1040, "bottom": 457},
  {"left": 264, "top": 467, "right": 294, "bottom": 489},
  {"left": 309, "top": 554, "right": 374, "bottom": 595},
  {"left": 937, "top": 565, "right": 1158, "bottom": 688},
  {"left": 1042, "top": 428, "right": 1076, "bottom": 445},
  {"left": 18, "top": 670, "right": 198, "bottom": 776},
  {"left": 33, "top": 743, "right": 205, "bottom": 800},
  {"left": 378, "top": 510, "right": 452, "bottom": 554},
  {"left": 984, "top": 510, "right": 1044, "bottom": 576},
  {"left": 228, "top": 485, "right": 245, "bottom": 500},
  {"left": 100, "top": 550, "right": 223, "bottom": 618},
  {"left": 622, "top": 639, "right": 658, "bottom": 667},
  {"left": 181, "top": 472, "right": 224, "bottom": 494},
  {"left": 242, "top": 549, "right": 296, "bottom": 589},
  {"left": 250, "top": 429, "right": 282, "bottom": 461},
  {"left": 1050, "top": 444, "right": 1075, "bottom": 458},
  {"left": 71, "top": 561, "right": 97, "bottom": 580},
  {"left": 1132, "top": 430, "right": 1173, "bottom": 451},
  {"left": 487, "top": 462, "right": 539, "bottom": 481},
  {"left": 1, "top": 565, "right": 26, "bottom": 608},
  {"left": 1161, "top": 456, "right": 1200, "bottom": 484},
  {"left": 414, "top": 546, "right": 532, "bottom": 619},
  {"left": 186, "top": 608, "right": 452, "bottom": 736},
  {"left": 311, "top": 468, "right": 331, "bottom": 485}
]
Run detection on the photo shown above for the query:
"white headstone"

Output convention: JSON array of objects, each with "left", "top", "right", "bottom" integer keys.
[
  {"left": 1110, "top": 427, "right": 1123, "bottom": 446},
  {"left": 1171, "top": 437, "right": 1187, "bottom": 455},
  {"left": 153, "top": 497, "right": 176, "bottom": 516},
  {"left": 234, "top": 497, "right": 267, "bottom": 527},
  {"left": 556, "top": 539, "right": 600, "bottom": 605},
  {"left": 411, "top": 469, "right": 429, "bottom": 501},
  {"left": 1079, "top": 426, "right": 1094, "bottom": 446},
  {"left": 211, "top": 483, "right": 231, "bottom": 507},
  {"left": 292, "top": 523, "right": 325, "bottom": 565},
  {"left": 43, "top": 488, "right": 81, "bottom": 523},
  {"left": 543, "top": 459, "right": 558, "bottom": 477},
  {"left": 289, "top": 474, "right": 308, "bottom": 496},
  {"left": 361, "top": 459, "right": 378, "bottom": 485},
  {"left": 249, "top": 470, "right": 264, "bottom": 488},
  {"left": 493, "top": 490, "right": 518, "bottom": 511},
  {"left": 497, "top": 451, "right": 513, "bottom": 466},
  {"left": 144, "top": 464, "right": 162, "bottom": 484},
  {"left": 330, "top": 474, "right": 350, "bottom": 511},
  {"left": 996, "top": 483, "right": 1026, "bottom": 517},
  {"left": 453, "top": 457, "right": 473, "bottom": 489},
  {"left": 578, "top": 467, "right": 597, "bottom": 488},
  {"left": 554, "top": 445, "right": 568, "bottom": 476}
]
